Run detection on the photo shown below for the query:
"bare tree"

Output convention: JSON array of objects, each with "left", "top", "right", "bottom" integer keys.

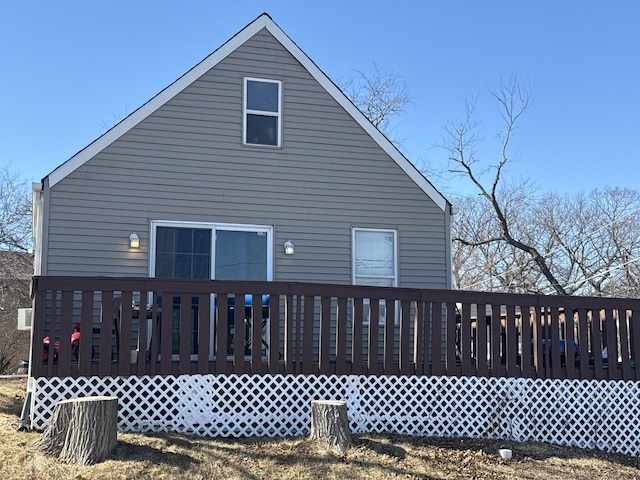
[
  {"left": 452, "top": 191, "right": 544, "bottom": 293},
  {"left": 0, "top": 166, "right": 32, "bottom": 253},
  {"left": 0, "top": 166, "right": 33, "bottom": 373},
  {"left": 445, "top": 75, "right": 569, "bottom": 295},
  {"left": 0, "top": 254, "right": 31, "bottom": 374},
  {"left": 98, "top": 107, "right": 130, "bottom": 134},
  {"left": 538, "top": 187, "right": 640, "bottom": 296},
  {"left": 341, "top": 63, "right": 411, "bottom": 138},
  {"left": 452, "top": 186, "right": 640, "bottom": 297}
]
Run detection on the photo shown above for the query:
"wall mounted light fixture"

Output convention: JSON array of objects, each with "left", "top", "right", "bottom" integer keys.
[
  {"left": 129, "top": 233, "right": 140, "bottom": 249},
  {"left": 284, "top": 240, "right": 294, "bottom": 255}
]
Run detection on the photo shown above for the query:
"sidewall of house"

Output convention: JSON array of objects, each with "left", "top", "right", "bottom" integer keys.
[{"left": 41, "top": 29, "right": 448, "bottom": 289}]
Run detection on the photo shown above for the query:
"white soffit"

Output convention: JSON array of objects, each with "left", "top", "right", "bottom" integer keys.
[{"left": 47, "top": 14, "right": 448, "bottom": 212}]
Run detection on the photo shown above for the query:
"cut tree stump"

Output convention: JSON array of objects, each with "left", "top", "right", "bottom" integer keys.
[
  {"left": 310, "top": 399, "right": 352, "bottom": 455},
  {"left": 30, "top": 396, "right": 118, "bottom": 465}
]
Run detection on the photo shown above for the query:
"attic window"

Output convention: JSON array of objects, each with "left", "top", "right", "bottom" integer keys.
[{"left": 243, "top": 78, "right": 281, "bottom": 147}]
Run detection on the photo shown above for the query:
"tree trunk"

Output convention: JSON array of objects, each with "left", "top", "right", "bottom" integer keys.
[
  {"left": 30, "top": 396, "right": 118, "bottom": 465},
  {"left": 29, "top": 397, "right": 75, "bottom": 457},
  {"left": 310, "top": 399, "right": 352, "bottom": 455}
]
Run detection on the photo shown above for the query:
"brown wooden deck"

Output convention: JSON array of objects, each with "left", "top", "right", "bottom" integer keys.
[{"left": 29, "top": 276, "right": 640, "bottom": 381}]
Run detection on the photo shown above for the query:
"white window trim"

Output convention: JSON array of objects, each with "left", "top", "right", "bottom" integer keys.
[
  {"left": 149, "top": 221, "right": 274, "bottom": 361},
  {"left": 352, "top": 228, "right": 399, "bottom": 325},
  {"left": 242, "top": 77, "right": 282, "bottom": 147},
  {"left": 149, "top": 220, "right": 273, "bottom": 280},
  {"left": 352, "top": 227, "right": 398, "bottom": 287}
]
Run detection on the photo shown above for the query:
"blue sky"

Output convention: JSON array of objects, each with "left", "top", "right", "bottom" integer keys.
[{"left": 2, "top": 1, "right": 638, "bottom": 197}]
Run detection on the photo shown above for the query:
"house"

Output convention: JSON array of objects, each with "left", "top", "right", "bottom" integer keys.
[
  {"left": 29, "top": 15, "right": 640, "bottom": 456},
  {"left": 0, "top": 251, "right": 32, "bottom": 373},
  {"left": 28, "top": 11, "right": 453, "bottom": 434},
  {"left": 32, "top": 13, "right": 453, "bottom": 288}
]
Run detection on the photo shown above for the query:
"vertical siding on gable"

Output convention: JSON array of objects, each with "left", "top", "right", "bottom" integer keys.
[{"left": 44, "top": 29, "right": 448, "bottom": 289}]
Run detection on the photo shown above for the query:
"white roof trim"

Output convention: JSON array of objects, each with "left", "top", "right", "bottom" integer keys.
[{"left": 47, "top": 14, "right": 448, "bottom": 212}]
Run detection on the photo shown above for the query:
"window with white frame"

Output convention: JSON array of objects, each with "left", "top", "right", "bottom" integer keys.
[
  {"left": 243, "top": 78, "right": 281, "bottom": 147},
  {"left": 353, "top": 228, "right": 398, "bottom": 324},
  {"left": 151, "top": 222, "right": 273, "bottom": 281},
  {"left": 150, "top": 221, "right": 273, "bottom": 358},
  {"left": 353, "top": 228, "right": 397, "bottom": 287}
]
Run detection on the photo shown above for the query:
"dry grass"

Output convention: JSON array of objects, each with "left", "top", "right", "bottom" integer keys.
[{"left": 2, "top": 378, "right": 640, "bottom": 479}]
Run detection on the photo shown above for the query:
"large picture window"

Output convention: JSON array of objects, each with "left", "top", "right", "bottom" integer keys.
[{"left": 243, "top": 78, "right": 281, "bottom": 147}]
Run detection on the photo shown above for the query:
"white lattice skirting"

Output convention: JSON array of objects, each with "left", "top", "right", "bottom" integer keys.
[{"left": 30, "top": 374, "right": 640, "bottom": 456}]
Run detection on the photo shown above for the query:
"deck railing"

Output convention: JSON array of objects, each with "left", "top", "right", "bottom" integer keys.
[{"left": 29, "top": 276, "right": 640, "bottom": 381}]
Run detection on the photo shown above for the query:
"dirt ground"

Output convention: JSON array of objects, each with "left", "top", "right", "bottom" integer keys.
[{"left": 2, "top": 377, "right": 640, "bottom": 479}]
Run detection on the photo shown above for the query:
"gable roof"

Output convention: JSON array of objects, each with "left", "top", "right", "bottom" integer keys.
[{"left": 46, "top": 13, "right": 449, "bottom": 212}]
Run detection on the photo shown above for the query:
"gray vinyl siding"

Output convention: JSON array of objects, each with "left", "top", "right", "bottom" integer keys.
[{"left": 43, "top": 28, "right": 448, "bottom": 288}]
